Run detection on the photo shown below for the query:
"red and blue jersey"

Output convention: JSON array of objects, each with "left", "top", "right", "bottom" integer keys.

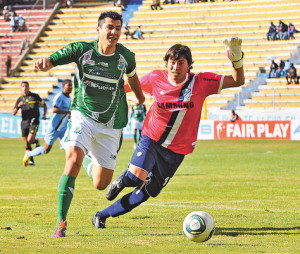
[{"left": 139, "top": 70, "right": 223, "bottom": 155}]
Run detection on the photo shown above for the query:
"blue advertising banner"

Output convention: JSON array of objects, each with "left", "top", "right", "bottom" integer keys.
[
  {"left": 0, "top": 112, "right": 49, "bottom": 138},
  {"left": 0, "top": 112, "right": 135, "bottom": 139}
]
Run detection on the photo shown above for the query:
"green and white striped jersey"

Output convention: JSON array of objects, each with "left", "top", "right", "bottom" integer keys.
[{"left": 49, "top": 40, "right": 136, "bottom": 129}]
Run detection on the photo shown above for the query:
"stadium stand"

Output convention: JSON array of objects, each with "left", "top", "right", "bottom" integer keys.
[{"left": 0, "top": 0, "right": 300, "bottom": 115}]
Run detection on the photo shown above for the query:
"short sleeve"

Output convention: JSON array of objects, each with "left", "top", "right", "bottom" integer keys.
[
  {"left": 125, "top": 51, "right": 136, "bottom": 78},
  {"left": 140, "top": 72, "right": 153, "bottom": 95},
  {"left": 199, "top": 72, "right": 224, "bottom": 97},
  {"left": 53, "top": 93, "right": 63, "bottom": 108},
  {"left": 14, "top": 97, "right": 21, "bottom": 109}
]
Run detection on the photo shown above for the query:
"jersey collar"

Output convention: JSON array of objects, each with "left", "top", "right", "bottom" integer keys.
[{"left": 168, "top": 73, "right": 189, "bottom": 86}]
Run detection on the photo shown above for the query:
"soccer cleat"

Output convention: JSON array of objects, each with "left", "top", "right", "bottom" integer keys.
[
  {"left": 52, "top": 220, "right": 67, "bottom": 238},
  {"left": 106, "top": 174, "right": 125, "bottom": 201},
  {"left": 92, "top": 213, "right": 106, "bottom": 229},
  {"left": 29, "top": 161, "right": 35, "bottom": 166},
  {"left": 23, "top": 151, "right": 30, "bottom": 167},
  {"left": 35, "top": 139, "right": 40, "bottom": 147}
]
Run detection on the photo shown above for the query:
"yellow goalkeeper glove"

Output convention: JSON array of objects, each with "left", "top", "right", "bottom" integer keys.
[{"left": 224, "top": 37, "right": 244, "bottom": 69}]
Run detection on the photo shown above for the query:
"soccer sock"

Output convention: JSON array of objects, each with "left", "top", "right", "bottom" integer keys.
[
  {"left": 121, "top": 170, "right": 144, "bottom": 187},
  {"left": 56, "top": 174, "right": 76, "bottom": 225},
  {"left": 96, "top": 186, "right": 150, "bottom": 219},
  {"left": 28, "top": 146, "right": 45, "bottom": 157},
  {"left": 133, "top": 134, "right": 137, "bottom": 144},
  {"left": 26, "top": 146, "right": 34, "bottom": 163},
  {"left": 82, "top": 155, "right": 93, "bottom": 181}
]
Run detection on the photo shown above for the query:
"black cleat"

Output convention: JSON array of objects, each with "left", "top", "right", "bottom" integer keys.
[
  {"left": 35, "top": 139, "right": 40, "bottom": 147},
  {"left": 106, "top": 175, "right": 125, "bottom": 201},
  {"left": 92, "top": 213, "right": 106, "bottom": 229}
]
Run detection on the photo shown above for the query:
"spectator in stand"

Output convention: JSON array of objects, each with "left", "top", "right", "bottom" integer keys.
[
  {"left": 277, "top": 59, "right": 285, "bottom": 77},
  {"left": 114, "top": 0, "right": 125, "bottom": 10},
  {"left": 132, "top": 26, "right": 144, "bottom": 40},
  {"left": 6, "top": 55, "right": 11, "bottom": 77},
  {"left": 124, "top": 23, "right": 131, "bottom": 40},
  {"left": 3, "top": 5, "right": 15, "bottom": 21},
  {"left": 230, "top": 110, "right": 242, "bottom": 122},
  {"left": 268, "top": 59, "right": 278, "bottom": 78},
  {"left": 151, "top": 0, "right": 163, "bottom": 10},
  {"left": 279, "top": 59, "right": 285, "bottom": 71},
  {"left": 17, "top": 14, "right": 25, "bottom": 31},
  {"left": 288, "top": 23, "right": 297, "bottom": 40},
  {"left": 3, "top": 6, "right": 10, "bottom": 21},
  {"left": 278, "top": 20, "right": 289, "bottom": 40},
  {"left": 20, "top": 39, "right": 29, "bottom": 55},
  {"left": 10, "top": 13, "right": 18, "bottom": 32},
  {"left": 266, "top": 21, "right": 277, "bottom": 40},
  {"left": 66, "top": 0, "right": 73, "bottom": 8},
  {"left": 283, "top": 59, "right": 291, "bottom": 73},
  {"left": 286, "top": 63, "right": 297, "bottom": 85}
]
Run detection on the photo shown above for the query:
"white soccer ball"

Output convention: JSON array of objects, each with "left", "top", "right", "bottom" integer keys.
[{"left": 183, "top": 211, "right": 215, "bottom": 243}]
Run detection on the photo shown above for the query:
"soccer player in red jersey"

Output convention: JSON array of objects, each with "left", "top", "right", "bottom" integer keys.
[{"left": 92, "top": 38, "right": 245, "bottom": 229}]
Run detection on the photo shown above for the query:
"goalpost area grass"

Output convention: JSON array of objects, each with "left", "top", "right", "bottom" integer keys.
[{"left": 0, "top": 138, "right": 299, "bottom": 253}]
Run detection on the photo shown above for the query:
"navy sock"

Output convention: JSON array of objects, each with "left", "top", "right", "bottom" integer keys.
[
  {"left": 121, "top": 170, "right": 144, "bottom": 187},
  {"left": 97, "top": 186, "right": 150, "bottom": 219}
]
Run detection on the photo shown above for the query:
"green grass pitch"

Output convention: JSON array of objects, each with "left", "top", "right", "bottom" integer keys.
[{"left": 0, "top": 138, "right": 299, "bottom": 253}]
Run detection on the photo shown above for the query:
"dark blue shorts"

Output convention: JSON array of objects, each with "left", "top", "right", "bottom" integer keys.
[{"left": 130, "top": 135, "right": 185, "bottom": 197}]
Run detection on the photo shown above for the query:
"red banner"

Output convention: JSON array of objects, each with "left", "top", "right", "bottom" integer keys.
[{"left": 214, "top": 121, "right": 291, "bottom": 140}]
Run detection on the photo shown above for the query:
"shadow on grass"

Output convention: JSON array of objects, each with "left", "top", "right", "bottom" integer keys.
[{"left": 215, "top": 227, "right": 300, "bottom": 236}]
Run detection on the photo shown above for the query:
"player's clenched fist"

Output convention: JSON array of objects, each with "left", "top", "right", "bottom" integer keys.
[
  {"left": 34, "top": 57, "right": 53, "bottom": 71},
  {"left": 224, "top": 37, "right": 243, "bottom": 69}
]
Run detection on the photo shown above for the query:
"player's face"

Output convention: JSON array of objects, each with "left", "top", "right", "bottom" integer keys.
[
  {"left": 167, "top": 56, "right": 190, "bottom": 84},
  {"left": 21, "top": 82, "right": 29, "bottom": 96},
  {"left": 97, "top": 18, "right": 122, "bottom": 49},
  {"left": 63, "top": 82, "right": 73, "bottom": 95}
]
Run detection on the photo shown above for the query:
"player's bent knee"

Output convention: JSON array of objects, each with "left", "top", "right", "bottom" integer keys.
[{"left": 93, "top": 179, "right": 110, "bottom": 190}]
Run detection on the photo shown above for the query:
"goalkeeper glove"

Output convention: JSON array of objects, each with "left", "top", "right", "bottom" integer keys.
[{"left": 224, "top": 37, "right": 244, "bottom": 69}]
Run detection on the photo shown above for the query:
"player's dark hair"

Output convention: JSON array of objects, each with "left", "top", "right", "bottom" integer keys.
[
  {"left": 21, "top": 81, "right": 29, "bottom": 86},
  {"left": 163, "top": 44, "right": 194, "bottom": 72},
  {"left": 62, "top": 79, "right": 72, "bottom": 86},
  {"left": 98, "top": 11, "right": 123, "bottom": 27}
]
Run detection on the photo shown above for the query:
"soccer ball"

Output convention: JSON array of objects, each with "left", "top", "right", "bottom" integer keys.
[{"left": 183, "top": 211, "right": 215, "bottom": 243}]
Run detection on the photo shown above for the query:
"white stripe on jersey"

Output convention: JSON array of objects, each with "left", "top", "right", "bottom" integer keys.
[
  {"left": 83, "top": 73, "right": 118, "bottom": 84},
  {"left": 218, "top": 75, "right": 225, "bottom": 94},
  {"left": 161, "top": 75, "right": 196, "bottom": 149}
]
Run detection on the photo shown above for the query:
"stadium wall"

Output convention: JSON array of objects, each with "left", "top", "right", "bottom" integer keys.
[{"left": 1, "top": 112, "right": 300, "bottom": 140}]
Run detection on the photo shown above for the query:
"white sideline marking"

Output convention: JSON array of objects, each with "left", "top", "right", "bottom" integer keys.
[
  {"left": 143, "top": 202, "right": 297, "bottom": 213},
  {"left": 246, "top": 151, "right": 273, "bottom": 155}
]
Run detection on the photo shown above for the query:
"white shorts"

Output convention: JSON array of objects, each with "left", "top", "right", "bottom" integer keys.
[
  {"left": 61, "top": 110, "right": 122, "bottom": 170},
  {"left": 132, "top": 118, "right": 144, "bottom": 130}
]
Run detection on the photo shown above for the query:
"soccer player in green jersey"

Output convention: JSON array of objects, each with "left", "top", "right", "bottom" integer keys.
[
  {"left": 130, "top": 104, "right": 147, "bottom": 149},
  {"left": 34, "top": 11, "right": 145, "bottom": 238}
]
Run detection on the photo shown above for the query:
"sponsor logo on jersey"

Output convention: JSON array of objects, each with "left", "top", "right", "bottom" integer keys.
[
  {"left": 157, "top": 101, "right": 194, "bottom": 109},
  {"left": 84, "top": 80, "right": 115, "bottom": 91},
  {"left": 118, "top": 56, "right": 126, "bottom": 71},
  {"left": 100, "top": 62, "right": 108, "bottom": 67},
  {"left": 82, "top": 50, "right": 95, "bottom": 65},
  {"left": 181, "top": 88, "right": 191, "bottom": 100}
]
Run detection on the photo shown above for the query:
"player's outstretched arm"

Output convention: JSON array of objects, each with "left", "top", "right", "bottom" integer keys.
[
  {"left": 222, "top": 37, "right": 245, "bottom": 89},
  {"left": 34, "top": 57, "right": 53, "bottom": 72},
  {"left": 127, "top": 74, "right": 145, "bottom": 106}
]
